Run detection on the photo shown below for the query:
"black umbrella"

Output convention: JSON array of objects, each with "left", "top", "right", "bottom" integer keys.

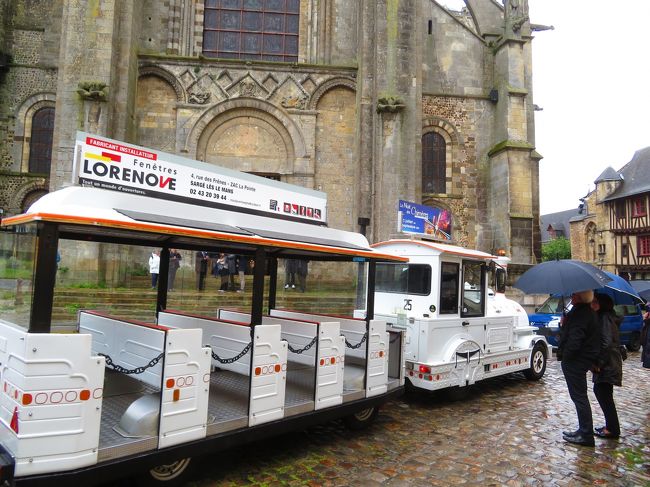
[{"left": 514, "top": 259, "right": 613, "bottom": 296}]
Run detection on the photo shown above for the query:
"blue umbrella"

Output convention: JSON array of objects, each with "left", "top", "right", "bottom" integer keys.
[
  {"left": 514, "top": 259, "right": 613, "bottom": 295},
  {"left": 629, "top": 281, "right": 650, "bottom": 302},
  {"left": 596, "top": 272, "right": 643, "bottom": 305}
]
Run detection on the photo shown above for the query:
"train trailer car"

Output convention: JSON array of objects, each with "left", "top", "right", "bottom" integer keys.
[{"left": 0, "top": 133, "right": 406, "bottom": 486}]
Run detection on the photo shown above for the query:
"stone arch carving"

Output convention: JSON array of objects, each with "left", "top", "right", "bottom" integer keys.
[
  {"left": 138, "top": 65, "right": 187, "bottom": 103},
  {"left": 422, "top": 117, "right": 464, "bottom": 195},
  {"left": 186, "top": 98, "right": 307, "bottom": 161},
  {"left": 9, "top": 180, "right": 48, "bottom": 213},
  {"left": 196, "top": 108, "right": 295, "bottom": 174},
  {"left": 13, "top": 92, "right": 56, "bottom": 172},
  {"left": 308, "top": 77, "right": 356, "bottom": 110}
]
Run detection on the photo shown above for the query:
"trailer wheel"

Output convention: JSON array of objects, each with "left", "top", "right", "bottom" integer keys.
[
  {"left": 626, "top": 333, "right": 641, "bottom": 352},
  {"left": 524, "top": 342, "right": 547, "bottom": 381},
  {"left": 344, "top": 406, "right": 379, "bottom": 430},
  {"left": 140, "top": 457, "right": 194, "bottom": 486}
]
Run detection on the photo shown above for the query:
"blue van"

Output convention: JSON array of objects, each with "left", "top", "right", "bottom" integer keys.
[{"left": 528, "top": 295, "right": 643, "bottom": 352}]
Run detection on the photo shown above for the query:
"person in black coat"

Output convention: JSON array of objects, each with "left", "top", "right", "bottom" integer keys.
[
  {"left": 642, "top": 304, "right": 650, "bottom": 368},
  {"left": 591, "top": 293, "right": 623, "bottom": 439},
  {"left": 557, "top": 289, "right": 601, "bottom": 446}
]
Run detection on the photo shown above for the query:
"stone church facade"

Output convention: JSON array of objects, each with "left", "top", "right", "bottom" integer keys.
[{"left": 0, "top": 0, "right": 543, "bottom": 265}]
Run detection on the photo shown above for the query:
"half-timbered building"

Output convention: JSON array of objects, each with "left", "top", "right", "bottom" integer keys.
[{"left": 570, "top": 147, "right": 650, "bottom": 281}]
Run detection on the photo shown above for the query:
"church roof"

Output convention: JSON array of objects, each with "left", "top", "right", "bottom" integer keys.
[
  {"left": 540, "top": 208, "right": 582, "bottom": 243},
  {"left": 603, "top": 147, "right": 650, "bottom": 201},
  {"left": 594, "top": 166, "right": 620, "bottom": 183}
]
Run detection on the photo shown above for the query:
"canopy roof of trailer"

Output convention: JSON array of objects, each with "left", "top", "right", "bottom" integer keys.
[
  {"left": 372, "top": 239, "right": 497, "bottom": 260},
  {"left": 2, "top": 187, "right": 406, "bottom": 262}
]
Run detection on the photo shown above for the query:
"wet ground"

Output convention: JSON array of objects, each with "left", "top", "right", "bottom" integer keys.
[{"left": 182, "top": 354, "right": 649, "bottom": 486}]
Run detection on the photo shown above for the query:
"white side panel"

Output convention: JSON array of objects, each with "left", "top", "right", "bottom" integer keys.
[
  {"left": 158, "top": 312, "right": 251, "bottom": 375},
  {"left": 0, "top": 320, "right": 104, "bottom": 477},
  {"left": 249, "top": 325, "right": 287, "bottom": 426},
  {"left": 79, "top": 312, "right": 165, "bottom": 388},
  {"left": 158, "top": 328, "right": 211, "bottom": 449},
  {"left": 365, "top": 320, "right": 388, "bottom": 397},
  {"left": 485, "top": 317, "right": 514, "bottom": 353},
  {"left": 315, "top": 322, "right": 344, "bottom": 409}
]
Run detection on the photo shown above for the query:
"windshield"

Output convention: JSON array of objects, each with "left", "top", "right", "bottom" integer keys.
[{"left": 537, "top": 295, "right": 568, "bottom": 314}]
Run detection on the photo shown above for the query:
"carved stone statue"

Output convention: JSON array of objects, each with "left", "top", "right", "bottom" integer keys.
[{"left": 188, "top": 91, "right": 211, "bottom": 104}]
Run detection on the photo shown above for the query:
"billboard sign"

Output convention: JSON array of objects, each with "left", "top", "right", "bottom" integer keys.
[
  {"left": 398, "top": 199, "right": 452, "bottom": 240},
  {"left": 73, "top": 132, "right": 327, "bottom": 225}
]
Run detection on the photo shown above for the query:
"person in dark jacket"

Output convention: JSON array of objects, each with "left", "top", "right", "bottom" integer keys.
[
  {"left": 557, "top": 289, "right": 600, "bottom": 446},
  {"left": 642, "top": 304, "right": 650, "bottom": 368},
  {"left": 591, "top": 293, "right": 623, "bottom": 439}
]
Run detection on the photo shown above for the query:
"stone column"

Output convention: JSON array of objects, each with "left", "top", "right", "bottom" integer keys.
[
  {"left": 357, "top": 0, "right": 420, "bottom": 243},
  {"left": 50, "top": 0, "right": 138, "bottom": 190},
  {"left": 487, "top": 0, "right": 538, "bottom": 264}
]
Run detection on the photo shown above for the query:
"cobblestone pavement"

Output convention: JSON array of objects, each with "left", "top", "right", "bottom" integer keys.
[{"left": 183, "top": 354, "right": 650, "bottom": 487}]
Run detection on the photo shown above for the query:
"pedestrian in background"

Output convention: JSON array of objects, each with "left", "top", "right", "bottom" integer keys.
[
  {"left": 591, "top": 293, "right": 623, "bottom": 439},
  {"left": 149, "top": 250, "right": 160, "bottom": 289},
  {"left": 216, "top": 253, "right": 229, "bottom": 292},
  {"left": 284, "top": 259, "right": 297, "bottom": 289},
  {"left": 227, "top": 254, "right": 237, "bottom": 291},
  {"left": 296, "top": 259, "right": 309, "bottom": 293},
  {"left": 642, "top": 303, "right": 650, "bottom": 368},
  {"left": 557, "top": 289, "right": 600, "bottom": 447},
  {"left": 195, "top": 251, "right": 209, "bottom": 291},
  {"left": 168, "top": 249, "right": 182, "bottom": 291},
  {"left": 236, "top": 255, "right": 247, "bottom": 293}
]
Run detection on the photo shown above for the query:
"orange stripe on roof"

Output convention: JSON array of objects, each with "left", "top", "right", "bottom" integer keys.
[{"left": 2, "top": 212, "right": 408, "bottom": 262}]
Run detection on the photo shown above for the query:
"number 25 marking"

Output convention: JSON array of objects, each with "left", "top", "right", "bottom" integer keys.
[{"left": 404, "top": 299, "right": 412, "bottom": 311}]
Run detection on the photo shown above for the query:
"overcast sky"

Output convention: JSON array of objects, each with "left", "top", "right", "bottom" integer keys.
[
  {"left": 529, "top": 0, "right": 650, "bottom": 215},
  {"left": 440, "top": 1, "right": 650, "bottom": 215}
]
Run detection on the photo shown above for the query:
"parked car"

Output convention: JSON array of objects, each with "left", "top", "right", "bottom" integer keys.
[{"left": 528, "top": 295, "right": 643, "bottom": 351}]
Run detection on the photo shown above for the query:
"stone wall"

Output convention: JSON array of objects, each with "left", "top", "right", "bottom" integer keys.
[
  {"left": 0, "top": 0, "right": 58, "bottom": 213},
  {"left": 0, "top": 0, "right": 541, "bottom": 268}
]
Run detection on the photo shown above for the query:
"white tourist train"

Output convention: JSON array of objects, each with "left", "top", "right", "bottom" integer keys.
[{"left": 0, "top": 133, "right": 406, "bottom": 486}]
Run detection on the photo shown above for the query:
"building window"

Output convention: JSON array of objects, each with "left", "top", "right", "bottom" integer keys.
[
  {"left": 203, "top": 0, "right": 299, "bottom": 62},
  {"left": 632, "top": 197, "right": 647, "bottom": 217},
  {"left": 422, "top": 131, "right": 446, "bottom": 194},
  {"left": 615, "top": 200, "right": 626, "bottom": 219},
  {"left": 28, "top": 107, "right": 55, "bottom": 174},
  {"left": 598, "top": 244, "right": 606, "bottom": 255},
  {"left": 639, "top": 235, "right": 650, "bottom": 257},
  {"left": 621, "top": 244, "right": 628, "bottom": 258}
]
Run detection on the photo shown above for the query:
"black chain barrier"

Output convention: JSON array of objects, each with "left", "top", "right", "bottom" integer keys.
[
  {"left": 99, "top": 352, "right": 164, "bottom": 375},
  {"left": 287, "top": 336, "right": 318, "bottom": 354},
  {"left": 344, "top": 332, "right": 367, "bottom": 349},
  {"left": 211, "top": 341, "right": 252, "bottom": 364}
]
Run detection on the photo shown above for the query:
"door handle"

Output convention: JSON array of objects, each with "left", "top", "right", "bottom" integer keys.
[{"left": 462, "top": 321, "right": 470, "bottom": 326}]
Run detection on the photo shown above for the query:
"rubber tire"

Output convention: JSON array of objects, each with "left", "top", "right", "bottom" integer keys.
[
  {"left": 343, "top": 406, "right": 379, "bottom": 430},
  {"left": 524, "top": 342, "right": 547, "bottom": 381},
  {"left": 626, "top": 333, "right": 641, "bottom": 352},
  {"left": 137, "top": 457, "right": 194, "bottom": 486}
]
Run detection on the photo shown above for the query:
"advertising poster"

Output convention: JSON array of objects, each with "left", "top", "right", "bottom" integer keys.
[
  {"left": 398, "top": 199, "right": 452, "bottom": 240},
  {"left": 73, "top": 132, "right": 327, "bottom": 225}
]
